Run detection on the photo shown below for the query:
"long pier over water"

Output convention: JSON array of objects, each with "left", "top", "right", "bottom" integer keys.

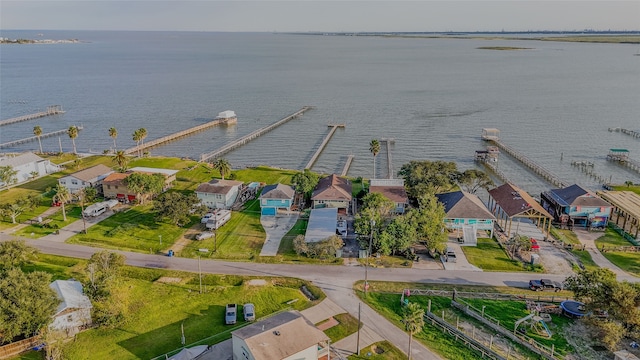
[
  {"left": 481, "top": 128, "right": 567, "bottom": 188},
  {"left": 0, "top": 126, "right": 83, "bottom": 149},
  {"left": 0, "top": 105, "right": 65, "bottom": 126},
  {"left": 340, "top": 155, "right": 354, "bottom": 176},
  {"left": 381, "top": 138, "right": 395, "bottom": 179},
  {"left": 124, "top": 116, "right": 237, "bottom": 156},
  {"left": 305, "top": 124, "right": 344, "bottom": 170},
  {"left": 200, "top": 106, "right": 313, "bottom": 162}
]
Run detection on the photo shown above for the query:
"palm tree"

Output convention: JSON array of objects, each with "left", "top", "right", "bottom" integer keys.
[
  {"left": 369, "top": 139, "right": 380, "bottom": 180},
  {"left": 33, "top": 126, "right": 43, "bottom": 154},
  {"left": 67, "top": 126, "right": 79, "bottom": 154},
  {"left": 113, "top": 150, "right": 129, "bottom": 172},
  {"left": 109, "top": 127, "right": 118, "bottom": 152},
  {"left": 212, "top": 158, "right": 231, "bottom": 180},
  {"left": 138, "top": 128, "right": 147, "bottom": 145},
  {"left": 132, "top": 129, "right": 142, "bottom": 157},
  {"left": 53, "top": 183, "right": 71, "bottom": 222},
  {"left": 625, "top": 180, "right": 633, "bottom": 188},
  {"left": 402, "top": 302, "right": 425, "bottom": 360}
]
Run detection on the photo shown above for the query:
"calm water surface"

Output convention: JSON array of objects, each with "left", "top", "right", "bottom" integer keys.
[{"left": 1, "top": 31, "right": 639, "bottom": 196}]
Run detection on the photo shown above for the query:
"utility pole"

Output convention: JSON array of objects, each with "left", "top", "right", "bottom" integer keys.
[
  {"left": 364, "top": 219, "right": 375, "bottom": 297},
  {"left": 356, "top": 302, "right": 361, "bottom": 355},
  {"left": 198, "top": 255, "right": 202, "bottom": 294}
]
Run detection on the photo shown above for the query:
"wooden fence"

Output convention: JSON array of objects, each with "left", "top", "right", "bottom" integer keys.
[{"left": 0, "top": 336, "right": 41, "bottom": 359}]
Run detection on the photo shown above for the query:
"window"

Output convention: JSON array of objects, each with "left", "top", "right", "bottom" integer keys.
[
  {"left": 60, "top": 180, "right": 65, "bottom": 184},
  {"left": 71, "top": 180, "right": 78, "bottom": 185},
  {"left": 107, "top": 185, "right": 111, "bottom": 189}
]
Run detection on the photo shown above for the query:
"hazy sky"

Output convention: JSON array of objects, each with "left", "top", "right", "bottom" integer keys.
[{"left": 1, "top": 1, "right": 638, "bottom": 32}]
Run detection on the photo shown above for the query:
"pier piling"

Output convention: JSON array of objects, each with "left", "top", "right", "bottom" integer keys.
[
  {"left": 0, "top": 105, "right": 65, "bottom": 126},
  {"left": 0, "top": 125, "right": 83, "bottom": 149},
  {"left": 305, "top": 123, "right": 344, "bottom": 170}
]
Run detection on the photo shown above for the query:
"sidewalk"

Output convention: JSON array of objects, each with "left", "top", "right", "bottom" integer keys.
[{"left": 574, "top": 229, "right": 637, "bottom": 282}]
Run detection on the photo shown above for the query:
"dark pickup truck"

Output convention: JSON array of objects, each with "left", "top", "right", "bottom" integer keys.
[{"left": 529, "top": 279, "right": 562, "bottom": 292}]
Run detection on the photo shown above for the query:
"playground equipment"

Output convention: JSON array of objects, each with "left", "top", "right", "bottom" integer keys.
[{"left": 514, "top": 312, "right": 553, "bottom": 338}]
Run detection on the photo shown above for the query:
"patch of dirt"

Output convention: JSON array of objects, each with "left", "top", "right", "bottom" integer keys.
[
  {"left": 537, "top": 241, "right": 576, "bottom": 275},
  {"left": 156, "top": 277, "right": 182, "bottom": 284},
  {"left": 168, "top": 223, "right": 203, "bottom": 254},
  {"left": 246, "top": 279, "right": 267, "bottom": 286}
]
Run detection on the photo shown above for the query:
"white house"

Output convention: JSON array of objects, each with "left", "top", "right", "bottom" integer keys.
[
  {"left": 231, "top": 311, "right": 329, "bottom": 360},
  {"left": 49, "top": 280, "right": 92, "bottom": 337},
  {"left": 195, "top": 179, "right": 243, "bottom": 209},
  {"left": 58, "top": 164, "right": 114, "bottom": 194},
  {"left": 0, "top": 152, "right": 61, "bottom": 186}
]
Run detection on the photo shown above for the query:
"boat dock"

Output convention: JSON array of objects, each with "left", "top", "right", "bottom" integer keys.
[
  {"left": 381, "top": 138, "right": 395, "bottom": 179},
  {"left": 340, "top": 154, "right": 354, "bottom": 176},
  {"left": 481, "top": 128, "right": 567, "bottom": 188},
  {"left": 200, "top": 106, "right": 313, "bottom": 162},
  {"left": 606, "top": 148, "right": 640, "bottom": 175},
  {"left": 305, "top": 123, "right": 344, "bottom": 170},
  {"left": 0, "top": 105, "right": 65, "bottom": 126},
  {"left": 0, "top": 125, "right": 83, "bottom": 149},
  {"left": 608, "top": 127, "right": 640, "bottom": 140},
  {"left": 124, "top": 116, "right": 237, "bottom": 156}
]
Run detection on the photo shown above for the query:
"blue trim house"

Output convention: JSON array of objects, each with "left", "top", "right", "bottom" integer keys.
[
  {"left": 436, "top": 191, "right": 496, "bottom": 244},
  {"left": 540, "top": 184, "right": 612, "bottom": 229},
  {"left": 259, "top": 183, "right": 295, "bottom": 215}
]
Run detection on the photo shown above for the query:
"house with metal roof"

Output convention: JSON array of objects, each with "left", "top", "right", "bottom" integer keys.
[
  {"left": 596, "top": 190, "right": 640, "bottom": 240},
  {"left": 488, "top": 183, "right": 553, "bottom": 239},
  {"left": 369, "top": 179, "right": 409, "bottom": 214},
  {"left": 49, "top": 280, "right": 92, "bottom": 337},
  {"left": 195, "top": 179, "right": 243, "bottom": 209},
  {"left": 436, "top": 191, "right": 496, "bottom": 244},
  {"left": 259, "top": 183, "right": 295, "bottom": 215},
  {"left": 305, "top": 207, "right": 339, "bottom": 243},
  {"left": 58, "top": 164, "right": 114, "bottom": 194},
  {"left": 231, "top": 311, "right": 330, "bottom": 360},
  {"left": 311, "top": 174, "right": 352, "bottom": 213},
  {"left": 0, "top": 152, "right": 61, "bottom": 187},
  {"left": 103, "top": 167, "right": 177, "bottom": 203},
  {"left": 541, "top": 184, "right": 612, "bottom": 230}
]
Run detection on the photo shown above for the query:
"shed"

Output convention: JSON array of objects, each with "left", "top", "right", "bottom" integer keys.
[
  {"left": 305, "top": 208, "right": 338, "bottom": 243},
  {"left": 49, "top": 280, "right": 92, "bottom": 337}
]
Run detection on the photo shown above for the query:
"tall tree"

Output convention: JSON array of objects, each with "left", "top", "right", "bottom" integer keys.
[
  {"left": 369, "top": 139, "right": 380, "bottom": 180},
  {"left": 0, "top": 269, "right": 58, "bottom": 344},
  {"left": 154, "top": 192, "right": 203, "bottom": 226},
  {"left": 291, "top": 169, "right": 320, "bottom": 202},
  {"left": 378, "top": 215, "right": 417, "bottom": 256},
  {"left": 33, "top": 125, "right": 43, "bottom": 154},
  {"left": 402, "top": 302, "right": 425, "bottom": 360},
  {"left": 108, "top": 127, "right": 118, "bottom": 152},
  {"left": 112, "top": 150, "right": 129, "bottom": 172},
  {"left": 398, "top": 160, "right": 459, "bottom": 201},
  {"left": 354, "top": 192, "right": 396, "bottom": 246},
  {"left": 408, "top": 193, "right": 448, "bottom": 253},
  {"left": 125, "top": 172, "right": 165, "bottom": 204},
  {"left": 138, "top": 128, "right": 147, "bottom": 145},
  {"left": 53, "top": 183, "right": 71, "bottom": 221},
  {"left": 458, "top": 169, "right": 494, "bottom": 194},
  {"left": 67, "top": 125, "right": 79, "bottom": 154},
  {"left": 0, "top": 165, "right": 18, "bottom": 189},
  {"left": 212, "top": 158, "right": 232, "bottom": 180},
  {"left": 0, "top": 194, "right": 39, "bottom": 224},
  {"left": 0, "top": 240, "right": 38, "bottom": 272}
]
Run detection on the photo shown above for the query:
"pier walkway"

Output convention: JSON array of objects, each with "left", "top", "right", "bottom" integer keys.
[
  {"left": 340, "top": 155, "right": 354, "bottom": 176},
  {"left": 0, "top": 105, "right": 65, "bottom": 126},
  {"left": 0, "top": 126, "right": 83, "bottom": 149},
  {"left": 200, "top": 106, "right": 313, "bottom": 162},
  {"left": 305, "top": 124, "right": 344, "bottom": 170},
  {"left": 608, "top": 127, "right": 640, "bottom": 140},
  {"left": 606, "top": 149, "right": 640, "bottom": 175},
  {"left": 124, "top": 116, "right": 237, "bottom": 156},
  {"left": 381, "top": 138, "right": 394, "bottom": 179},
  {"left": 481, "top": 128, "right": 567, "bottom": 188}
]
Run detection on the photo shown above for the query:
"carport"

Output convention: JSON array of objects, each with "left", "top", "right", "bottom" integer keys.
[
  {"left": 597, "top": 190, "right": 640, "bottom": 240},
  {"left": 488, "top": 183, "right": 552, "bottom": 239}
]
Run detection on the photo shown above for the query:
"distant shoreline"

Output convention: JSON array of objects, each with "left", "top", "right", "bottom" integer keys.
[{"left": 0, "top": 38, "right": 82, "bottom": 44}]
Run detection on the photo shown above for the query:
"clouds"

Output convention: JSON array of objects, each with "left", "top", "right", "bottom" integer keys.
[{"left": 1, "top": 1, "right": 638, "bottom": 32}]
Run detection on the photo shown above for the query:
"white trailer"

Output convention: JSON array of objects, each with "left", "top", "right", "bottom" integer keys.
[
  {"left": 205, "top": 209, "right": 231, "bottom": 230},
  {"left": 83, "top": 202, "right": 108, "bottom": 217}
]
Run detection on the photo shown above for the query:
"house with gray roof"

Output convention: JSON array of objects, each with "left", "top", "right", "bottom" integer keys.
[
  {"left": 541, "top": 184, "right": 612, "bottom": 229},
  {"left": 436, "top": 191, "right": 496, "bottom": 244},
  {"left": 49, "top": 280, "right": 92, "bottom": 337},
  {"left": 195, "top": 179, "right": 243, "bottom": 209},
  {"left": 0, "top": 152, "right": 61, "bottom": 187},
  {"left": 58, "top": 164, "right": 114, "bottom": 194},
  {"left": 259, "top": 183, "right": 295, "bottom": 215},
  {"left": 231, "top": 311, "right": 329, "bottom": 360}
]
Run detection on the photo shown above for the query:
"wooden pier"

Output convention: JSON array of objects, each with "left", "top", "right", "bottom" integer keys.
[
  {"left": 124, "top": 116, "right": 237, "bottom": 155},
  {"left": 381, "top": 138, "right": 395, "bottom": 179},
  {"left": 0, "top": 125, "right": 83, "bottom": 149},
  {"left": 340, "top": 154, "right": 354, "bottom": 176},
  {"left": 481, "top": 128, "right": 567, "bottom": 188},
  {"left": 476, "top": 156, "right": 514, "bottom": 185},
  {"left": 571, "top": 161, "right": 610, "bottom": 185},
  {"left": 200, "top": 106, "right": 313, "bottom": 162},
  {"left": 606, "top": 149, "right": 640, "bottom": 175},
  {"left": 0, "top": 105, "right": 65, "bottom": 126},
  {"left": 304, "top": 123, "right": 345, "bottom": 170},
  {"left": 608, "top": 127, "right": 640, "bottom": 140}
]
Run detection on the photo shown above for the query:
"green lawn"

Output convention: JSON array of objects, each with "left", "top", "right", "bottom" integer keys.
[
  {"left": 66, "top": 204, "right": 193, "bottom": 253},
  {"left": 461, "top": 238, "right": 526, "bottom": 272},
  {"left": 348, "top": 341, "right": 405, "bottom": 359},
  {"left": 595, "top": 228, "right": 640, "bottom": 276},
  {"left": 319, "top": 313, "right": 361, "bottom": 343},
  {"left": 18, "top": 254, "right": 320, "bottom": 360},
  {"left": 14, "top": 206, "right": 83, "bottom": 238}
]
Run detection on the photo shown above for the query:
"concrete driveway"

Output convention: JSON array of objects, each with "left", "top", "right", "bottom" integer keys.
[{"left": 259, "top": 212, "right": 299, "bottom": 256}]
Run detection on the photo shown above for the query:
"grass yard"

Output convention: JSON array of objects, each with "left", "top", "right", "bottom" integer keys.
[
  {"left": 14, "top": 206, "right": 83, "bottom": 238},
  {"left": 595, "top": 228, "right": 640, "bottom": 276},
  {"left": 18, "top": 254, "right": 320, "bottom": 360},
  {"left": 348, "top": 341, "right": 405, "bottom": 360},
  {"left": 232, "top": 166, "right": 300, "bottom": 184},
  {"left": 461, "top": 238, "right": 526, "bottom": 272},
  {"left": 66, "top": 204, "right": 193, "bottom": 253},
  {"left": 319, "top": 313, "right": 361, "bottom": 343}
]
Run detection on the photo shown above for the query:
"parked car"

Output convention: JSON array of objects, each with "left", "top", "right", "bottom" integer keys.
[
  {"left": 243, "top": 303, "right": 255, "bottom": 322},
  {"left": 529, "top": 279, "right": 562, "bottom": 292},
  {"left": 195, "top": 232, "right": 214, "bottom": 241},
  {"left": 445, "top": 248, "right": 457, "bottom": 263},
  {"left": 225, "top": 304, "right": 237, "bottom": 325},
  {"left": 200, "top": 213, "right": 215, "bottom": 224}
]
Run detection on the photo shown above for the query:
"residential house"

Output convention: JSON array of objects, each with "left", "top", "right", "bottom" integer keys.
[
  {"left": 102, "top": 167, "right": 178, "bottom": 203},
  {"left": 58, "top": 164, "right": 114, "bottom": 194},
  {"left": 231, "top": 311, "right": 330, "bottom": 360},
  {"left": 369, "top": 179, "right": 409, "bottom": 214},
  {"left": 435, "top": 191, "right": 496, "bottom": 244},
  {"left": 49, "top": 280, "right": 92, "bottom": 337},
  {"left": 541, "top": 184, "right": 612, "bottom": 229},
  {"left": 0, "top": 152, "right": 61, "bottom": 186},
  {"left": 195, "top": 179, "right": 243, "bottom": 209},
  {"left": 259, "top": 183, "right": 295, "bottom": 215},
  {"left": 311, "top": 174, "right": 352, "bottom": 213}
]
